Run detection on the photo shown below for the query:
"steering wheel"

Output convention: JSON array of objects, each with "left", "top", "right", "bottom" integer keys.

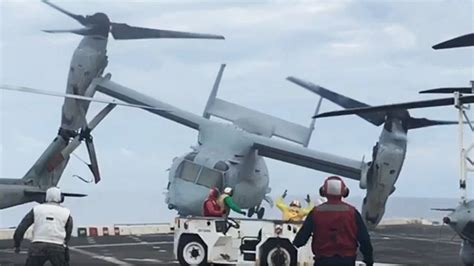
[{"left": 226, "top": 217, "right": 240, "bottom": 230}]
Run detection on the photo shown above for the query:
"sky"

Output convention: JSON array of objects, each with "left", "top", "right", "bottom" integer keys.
[{"left": 0, "top": 0, "right": 473, "bottom": 227}]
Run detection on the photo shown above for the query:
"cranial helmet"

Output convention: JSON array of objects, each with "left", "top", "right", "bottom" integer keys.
[
  {"left": 319, "top": 176, "right": 349, "bottom": 198},
  {"left": 223, "top": 187, "right": 233, "bottom": 195},
  {"left": 208, "top": 187, "right": 219, "bottom": 198},
  {"left": 289, "top": 200, "right": 301, "bottom": 208},
  {"left": 45, "top": 187, "right": 62, "bottom": 203}
]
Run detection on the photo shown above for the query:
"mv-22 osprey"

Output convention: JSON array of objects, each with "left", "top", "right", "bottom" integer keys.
[
  {"left": 0, "top": 0, "right": 224, "bottom": 209},
  {"left": 287, "top": 77, "right": 462, "bottom": 228}
]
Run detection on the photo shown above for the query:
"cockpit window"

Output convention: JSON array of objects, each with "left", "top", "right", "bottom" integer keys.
[
  {"left": 198, "top": 167, "right": 223, "bottom": 189},
  {"left": 176, "top": 160, "right": 200, "bottom": 182},
  {"left": 184, "top": 152, "right": 198, "bottom": 162},
  {"left": 175, "top": 160, "right": 223, "bottom": 189}
]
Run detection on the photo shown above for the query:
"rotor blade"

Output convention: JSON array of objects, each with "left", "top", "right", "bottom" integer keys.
[
  {"left": 420, "top": 87, "right": 473, "bottom": 94},
  {"left": 62, "top": 192, "right": 87, "bottom": 197},
  {"left": 203, "top": 64, "right": 226, "bottom": 119},
  {"left": 47, "top": 104, "right": 116, "bottom": 173},
  {"left": 287, "top": 76, "right": 385, "bottom": 126},
  {"left": 41, "top": 0, "right": 87, "bottom": 25},
  {"left": 110, "top": 23, "right": 225, "bottom": 40},
  {"left": 433, "top": 33, "right": 474, "bottom": 49},
  {"left": 314, "top": 95, "right": 474, "bottom": 118},
  {"left": 42, "top": 27, "right": 93, "bottom": 35},
  {"left": 407, "top": 117, "right": 459, "bottom": 130},
  {"left": 85, "top": 138, "right": 100, "bottom": 183},
  {"left": 431, "top": 208, "right": 456, "bottom": 212},
  {"left": 0, "top": 85, "right": 170, "bottom": 112}
]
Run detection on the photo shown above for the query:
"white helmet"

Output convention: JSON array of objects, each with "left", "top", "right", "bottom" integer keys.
[
  {"left": 45, "top": 187, "right": 62, "bottom": 203},
  {"left": 223, "top": 187, "right": 233, "bottom": 195},
  {"left": 289, "top": 200, "right": 301, "bottom": 208}
]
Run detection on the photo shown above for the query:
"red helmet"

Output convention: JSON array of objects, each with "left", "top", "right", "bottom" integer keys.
[{"left": 208, "top": 187, "right": 219, "bottom": 198}]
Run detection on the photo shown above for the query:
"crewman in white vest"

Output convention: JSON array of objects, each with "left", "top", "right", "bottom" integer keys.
[{"left": 13, "top": 187, "right": 73, "bottom": 266}]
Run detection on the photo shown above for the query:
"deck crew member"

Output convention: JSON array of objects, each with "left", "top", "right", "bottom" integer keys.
[
  {"left": 293, "top": 176, "right": 373, "bottom": 266},
  {"left": 14, "top": 187, "right": 73, "bottom": 266},
  {"left": 276, "top": 189, "right": 314, "bottom": 222}
]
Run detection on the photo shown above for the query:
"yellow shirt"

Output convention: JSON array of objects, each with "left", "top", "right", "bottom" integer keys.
[{"left": 275, "top": 196, "right": 313, "bottom": 222}]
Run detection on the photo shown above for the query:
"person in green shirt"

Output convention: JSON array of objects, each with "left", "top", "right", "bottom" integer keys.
[{"left": 218, "top": 187, "right": 246, "bottom": 216}]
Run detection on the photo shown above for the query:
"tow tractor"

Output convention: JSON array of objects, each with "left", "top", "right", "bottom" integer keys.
[{"left": 173, "top": 216, "right": 313, "bottom": 265}]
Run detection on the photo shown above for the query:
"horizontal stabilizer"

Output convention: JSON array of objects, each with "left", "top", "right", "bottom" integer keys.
[
  {"left": 420, "top": 87, "right": 473, "bottom": 94},
  {"left": 207, "top": 98, "right": 313, "bottom": 145},
  {"left": 287, "top": 76, "right": 385, "bottom": 126}
]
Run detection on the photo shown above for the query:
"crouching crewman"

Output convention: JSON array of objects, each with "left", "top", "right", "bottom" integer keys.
[{"left": 14, "top": 187, "right": 73, "bottom": 266}]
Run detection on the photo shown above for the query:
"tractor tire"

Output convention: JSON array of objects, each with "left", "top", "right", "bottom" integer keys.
[{"left": 177, "top": 234, "right": 208, "bottom": 266}]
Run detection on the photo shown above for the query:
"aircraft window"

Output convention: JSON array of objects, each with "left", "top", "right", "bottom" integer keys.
[
  {"left": 197, "top": 167, "right": 223, "bottom": 189},
  {"left": 214, "top": 161, "right": 229, "bottom": 171},
  {"left": 176, "top": 160, "right": 200, "bottom": 183}
]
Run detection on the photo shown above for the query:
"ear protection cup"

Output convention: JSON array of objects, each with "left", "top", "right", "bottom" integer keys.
[{"left": 320, "top": 176, "right": 349, "bottom": 198}]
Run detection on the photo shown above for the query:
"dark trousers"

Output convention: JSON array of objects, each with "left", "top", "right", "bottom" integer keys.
[
  {"left": 314, "top": 255, "right": 357, "bottom": 266},
  {"left": 25, "top": 242, "right": 68, "bottom": 266}
]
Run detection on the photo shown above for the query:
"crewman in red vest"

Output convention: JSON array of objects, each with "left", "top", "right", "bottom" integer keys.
[
  {"left": 293, "top": 176, "right": 373, "bottom": 266},
  {"left": 202, "top": 187, "right": 225, "bottom": 217}
]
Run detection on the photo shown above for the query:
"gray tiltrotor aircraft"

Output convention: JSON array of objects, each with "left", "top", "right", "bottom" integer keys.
[
  {"left": 287, "top": 77, "right": 461, "bottom": 228},
  {"left": 80, "top": 64, "right": 366, "bottom": 218},
  {"left": 428, "top": 34, "right": 474, "bottom": 266},
  {"left": 0, "top": 0, "right": 223, "bottom": 210},
  {"left": 40, "top": 0, "right": 224, "bottom": 184}
]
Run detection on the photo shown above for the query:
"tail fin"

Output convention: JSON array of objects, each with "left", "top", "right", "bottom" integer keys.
[
  {"left": 287, "top": 76, "right": 385, "bottom": 126},
  {"left": 203, "top": 65, "right": 314, "bottom": 146}
]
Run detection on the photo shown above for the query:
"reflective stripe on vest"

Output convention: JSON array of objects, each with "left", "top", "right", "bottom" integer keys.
[
  {"left": 312, "top": 202, "right": 358, "bottom": 258},
  {"left": 32, "top": 204, "right": 70, "bottom": 246}
]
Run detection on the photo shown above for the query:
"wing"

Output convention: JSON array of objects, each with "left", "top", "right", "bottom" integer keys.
[
  {"left": 94, "top": 77, "right": 208, "bottom": 130},
  {"left": 252, "top": 136, "right": 362, "bottom": 180}
]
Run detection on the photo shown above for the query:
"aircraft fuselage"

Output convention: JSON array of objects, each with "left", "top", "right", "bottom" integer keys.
[{"left": 165, "top": 122, "right": 270, "bottom": 216}]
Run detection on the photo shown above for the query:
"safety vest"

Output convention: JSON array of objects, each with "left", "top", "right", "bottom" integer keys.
[
  {"left": 32, "top": 203, "right": 70, "bottom": 246},
  {"left": 217, "top": 194, "right": 230, "bottom": 216},
  {"left": 311, "top": 202, "right": 358, "bottom": 258}
]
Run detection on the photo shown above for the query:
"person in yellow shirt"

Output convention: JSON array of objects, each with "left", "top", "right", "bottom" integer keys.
[{"left": 276, "top": 190, "right": 313, "bottom": 222}]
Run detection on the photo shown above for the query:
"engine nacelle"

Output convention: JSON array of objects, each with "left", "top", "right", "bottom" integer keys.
[{"left": 359, "top": 162, "right": 371, "bottom": 189}]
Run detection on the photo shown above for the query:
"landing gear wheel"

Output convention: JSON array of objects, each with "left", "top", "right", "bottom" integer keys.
[
  {"left": 257, "top": 207, "right": 265, "bottom": 219},
  {"left": 259, "top": 238, "right": 297, "bottom": 266},
  {"left": 177, "top": 234, "right": 208, "bottom": 266}
]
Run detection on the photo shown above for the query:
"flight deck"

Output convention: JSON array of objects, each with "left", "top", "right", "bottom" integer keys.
[{"left": 0, "top": 224, "right": 463, "bottom": 265}]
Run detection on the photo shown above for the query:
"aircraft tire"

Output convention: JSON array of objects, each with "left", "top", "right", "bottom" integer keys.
[
  {"left": 259, "top": 238, "right": 297, "bottom": 266},
  {"left": 177, "top": 234, "right": 208, "bottom": 266},
  {"left": 257, "top": 207, "right": 265, "bottom": 219}
]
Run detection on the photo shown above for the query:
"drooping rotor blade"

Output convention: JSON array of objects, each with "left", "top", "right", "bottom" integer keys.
[
  {"left": 41, "top": 0, "right": 87, "bottom": 25},
  {"left": 110, "top": 23, "right": 225, "bottom": 40},
  {"left": 433, "top": 33, "right": 474, "bottom": 49},
  {"left": 407, "top": 117, "right": 459, "bottom": 130},
  {"left": 85, "top": 138, "right": 100, "bottom": 183},
  {"left": 203, "top": 64, "right": 226, "bottom": 119},
  {"left": 286, "top": 76, "right": 385, "bottom": 126},
  {"left": 420, "top": 87, "right": 473, "bottom": 94},
  {"left": 314, "top": 95, "right": 474, "bottom": 118},
  {"left": 0, "top": 85, "right": 169, "bottom": 112}
]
